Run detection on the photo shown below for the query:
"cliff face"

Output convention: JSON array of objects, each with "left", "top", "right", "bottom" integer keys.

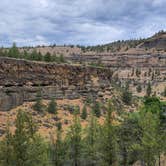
[
  {"left": 0, "top": 58, "right": 113, "bottom": 111},
  {"left": 0, "top": 55, "right": 166, "bottom": 111}
]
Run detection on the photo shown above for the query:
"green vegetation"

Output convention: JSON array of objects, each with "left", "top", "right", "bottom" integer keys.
[
  {"left": 0, "top": 97, "right": 166, "bottom": 166},
  {"left": 92, "top": 101, "right": 101, "bottom": 118},
  {"left": 81, "top": 105, "right": 87, "bottom": 120},
  {"left": 146, "top": 82, "right": 152, "bottom": 97},
  {"left": 0, "top": 110, "right": 48, "bottom": 166},
  {"left": 136, "top": 84, "right": 142, "bottom": 93},
  {"left": 47, "top": 98, "right": 57, "bottom": 114},
  {"left": 50, "top": 125, "right": 64, "bottom": 166},
  {"left": 33, "top": 90, "right": 45, "bottom": 112},
  {"left": 100, "top": 101, "right": 118, "bottom": 165},
  {"left": 122, "top": 84, "right": 132, "bottom": 105},
  {"left": 78, "top": 38, "right": 145, "bottom": 53},
  {"left": 0, "top": 43, "right": 67, "bottom": 63},
  {"left": 164, "top": 87, "right": 166, "bottom": 97}
]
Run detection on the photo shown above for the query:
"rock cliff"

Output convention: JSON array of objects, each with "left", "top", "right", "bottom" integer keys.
[{"left": 0, "top": 57, "right": 113, "bottom": 111}]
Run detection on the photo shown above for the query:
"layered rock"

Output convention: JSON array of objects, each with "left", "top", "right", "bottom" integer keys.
[{"left": 0, "top": 57, "right": 113, "bottom": 111}]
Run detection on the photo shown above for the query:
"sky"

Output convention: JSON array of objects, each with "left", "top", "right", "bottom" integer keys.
[{"left": 0, "top": 0, "right": 166, "bottom": 47}]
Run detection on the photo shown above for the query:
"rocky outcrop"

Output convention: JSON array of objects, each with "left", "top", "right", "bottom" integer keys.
[
  {"left": 138, "top": 32, "right": 166, "bottom": 50},
  {"left": 0, "top": 57, "right": 113, "bottom": 111}
]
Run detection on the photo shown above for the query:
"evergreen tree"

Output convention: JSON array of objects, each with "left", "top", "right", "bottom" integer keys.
[
  {"left": 27, "top": 135, "right": 48, "bottom": 166},
  {"left": 67, "top": 110, "right": 82, "bottom": 166},
  {"left": 93, "top": 101, "right": 101, "bottom": 118},
  {"left": 0, "top": 121, "right": 14, "bottom": 166},
  {"left": 146, "top": 82, "right": 152, "bottom": 97},
  {"left": 47, "top": 98, "right": 57, "bottom": 114},
  {"left": 132, "top": 111, "right": 161, "bottom": 166},
  {"left": 83, "top": 113, "right": 100, "bottom": 166},
  {"left": 100, "top": 101, "right": 118, "bottom": 166},
  {"left": 30, "top": 50, "right": 42, "bottom": 61},
  {"left": 33, "top": 89, "right": 45, "bottom": 112},
  {"left": 118, "top": 113, "right": 141, "bottom": 165},
  {"left": 13, "top": 111, "right": 31, "bottom": 166},
  {"left": 122, "top": 84, "right": 132, "bottom": 105},
  {"left": 136, "top": 84, "right": 142, "bottom": 93},
  {"left": 44, "top": 52, "right": 52, "bottom": 62},
  {"left": 23, "top": 50, "right": 29, "bottom": 59},
  {"left": 8, "top": 43, "right": 19, "bottom": 58},
  {"left": 11, "top": 110, "right": 48, "bottom": 166},
  {"left": 50, "top": 127, "right": 64, "bottom": 166},
  {"left": 81, "top": 105, "right": 87, "bottom": 120}
]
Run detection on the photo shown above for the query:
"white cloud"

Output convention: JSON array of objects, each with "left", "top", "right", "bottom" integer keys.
[
  {"left": 0, "top": 0, "right": 165, "bottom": 46},
  {"left": 152, "top": 0, "right": 166, "bottom": 6}
]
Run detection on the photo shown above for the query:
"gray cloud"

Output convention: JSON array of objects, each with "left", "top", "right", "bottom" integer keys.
[{"left": 0, "top": 0, "right": 165, "bottom": 46}]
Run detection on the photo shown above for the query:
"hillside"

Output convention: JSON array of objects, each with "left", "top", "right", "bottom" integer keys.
[
  {"left": 21, "top": 31, "right": 166, "bottom": 55},
  {"left": 0, "top": 32, "right": 166, "bottom": 166}
]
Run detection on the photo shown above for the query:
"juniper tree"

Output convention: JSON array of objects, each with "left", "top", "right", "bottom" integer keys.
[
  {"left": 81, "top": 104, "right": 87, "bottom": 120},
  {"left": 146, "top": 82, "right": 152, "bottom": 97},
  {"left": 48, "top": 98, "right": 57, "bottom": 114},
  {"left": 33, "top": 89, "right": 45, "bottom": 112},
  {"left": 122, "top": 84, "right": 132, "bottom": 105},
  {"left": 93, "top": 101, "right": 101, "bottom": 118}
]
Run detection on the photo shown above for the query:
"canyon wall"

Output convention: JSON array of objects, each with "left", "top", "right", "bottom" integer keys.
[
  {"left": 0, "top": 56, "right": 166, "bottom": 111},
  {"left": 0, "top": 57, "right": 113, "bottom": 111}
]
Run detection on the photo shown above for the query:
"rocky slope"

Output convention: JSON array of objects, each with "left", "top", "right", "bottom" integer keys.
[
  {"left": 0, "top": 31, "right": 166, "bottom": 111},
  {"left": 0, "top": 57, "right": 113, "bottom": 111}
]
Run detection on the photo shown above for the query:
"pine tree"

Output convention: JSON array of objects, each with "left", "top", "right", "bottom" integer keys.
[
  {"left": 100, "top": 101, "right": 118, "bottom": 166},
  {"left": 146, "top": 82, "right": 152, "bottom": 97},
  {"left": 48, "top": 98, "right": 57, "bottom": 114},
  {"left": 132, "top": 111, "right": 161, "bottom": 166},
  {"left": 33, "top": 89, "right": 44, "bottom": 112},
  {"left": 83, "top": 113, "right": 100, "bottom": 166},
  {"left": 122, "top": 84, "right": 132, "bottom": 105},
  {"left": 8, "top": 43, "right": 19, "bottom": 58},
  {"left": 44, "top": 52, "right": 52, "bottom": 62},
  {"left": 0, "top": 121, "right": 14, "bottom": 166},
  {"left": 81, "top": 105, "right": 87, "bottom": 120},
  {"left": 67, "top": 110, "right": 82, "bottom": 166},
  {"left": 118, "top": 113, "right": 141, "bottom": 165},
  {"left": 13, "top": 110, "right": 31, "bottom": 166},
  {"left": 50, "top": 127, "right": 64, "bottom": 166},
  {"left": 93, "top": 101, "right": 101, "bottom": 118},
  {"left": 23, "top": 50, "right": 29, "bottom": 59},
  {"left": 27, "top": 135, "right": 48, "bottom": 166},
  {"left": 30, "top": 50, "right": 42, "bottom": 61},
  {"left": 15, "top": 110, "right": 48, "bottom": 166}
]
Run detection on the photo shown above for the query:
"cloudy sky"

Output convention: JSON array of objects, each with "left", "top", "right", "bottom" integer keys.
[{"left": 0, "top": 0, "right": 166, "bottom": 46}]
